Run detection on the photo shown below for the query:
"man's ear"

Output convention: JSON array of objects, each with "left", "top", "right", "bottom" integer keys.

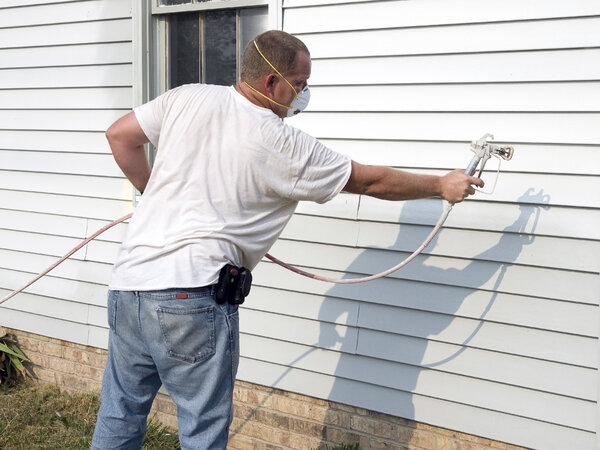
[{"left": 264, "top": 73, "right": 278, "bottom": 95}]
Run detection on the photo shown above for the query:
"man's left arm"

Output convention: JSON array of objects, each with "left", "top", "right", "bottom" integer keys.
[{"left": 343, "top": 160, "right": 483, "bottom": 204}]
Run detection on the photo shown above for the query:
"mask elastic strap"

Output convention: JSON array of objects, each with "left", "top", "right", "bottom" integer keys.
[
  {"left": 253, "top": 40, "right": 299, "bottom": 99},
  {"left": 242, "top": 81, "right": 292, "bottom": 110}
]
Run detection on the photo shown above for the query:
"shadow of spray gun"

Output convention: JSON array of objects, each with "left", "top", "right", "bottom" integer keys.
[{"left": 513, "top": 188, "right": 551, "bottom": 240}]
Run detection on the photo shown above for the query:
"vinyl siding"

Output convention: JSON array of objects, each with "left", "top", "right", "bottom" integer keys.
[
  {"left": 0, "top": 0, "right": 133, "bottom": 344},
  {"left": 235, "top": 0, "right": 600, "bottom": 448}
]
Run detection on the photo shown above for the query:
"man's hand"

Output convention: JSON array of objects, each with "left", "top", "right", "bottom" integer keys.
[{"left": 439, "top": 169, "right": 484, "bottom": 204}]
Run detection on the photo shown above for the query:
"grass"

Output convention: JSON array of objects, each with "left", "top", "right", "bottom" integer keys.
[
  {"left": 0, "top": 381, "right": 360, "bottom": 450},
  {"left": 0, "top": 381, "right": 181, "bottom": 449}
]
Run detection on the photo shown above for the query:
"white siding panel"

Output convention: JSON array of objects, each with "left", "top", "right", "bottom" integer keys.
[
  {"left": 0, "top": 0, "right": 131, "bottom": 28},
  {"left": 0, "top": 43, "right": 132, "bottom": 69},
  {"left": 0, "top": 269, "right": 107, "bottom": 307},
  {"left": 0, "top": 172, "right": 129, "bottom": 200},
  {"left": 0, "top": 130, "right": 110, "bottom": 153},
  {"left": 290, "top": 112, "right": 600, "bottom": 145},
  {"left": 281, "top": 214, "right": 359, "bottom": 247},
  {"left": 299, "top": 17, "right": 600, "bottom": 58},
  {"left": 309, "top": 82, "right": 600, "bottom": 113},
  {"left": 0, "top": 110, "right": 126, "bottom": 132},
  {"left": 1, "top": 1, "right": 75, "bottom": 7},
  {"left": 1, "top": 210, "right": 87, "bottom": 238},
  {"left": 0, "top": 308, "right": 90, "bottom": 346},
  {"left": 0, "top": 151, "right": 123, "bottom": 177},
  {"left": 295, "top": 192, "right": 359, "bottom": 220},
  {"left": 0, "top": 65, "right": 132, "bottom": 89},
  {"left": 0, "top": 87, "right": 132, "bottom": 109},
  {"left": 0, "top": 19, "right": 131, "bottom": 48},
  {"left": 0, "top": 291, "right": 89, "bottom": 324},
  {"left": 357, "top": 197, "right": 600, "bottom": 240},
  {"left": 0, "top": 301, "right": 109, "bottom": 350},
  {"left": 242, "top": 308, "right": 358, "bottom": 353},
  {"left": 85, "top": 218, "right": 129, "bottom": 244},
  {"left": 0, "top": 190, "right": 134, "bottom": 220},
  {"left": 88, "top": 306, "right": 108, "bottom": 329},
  {"left": 0, "top": 229, "right": 87, "bottom": 260},
  {"left": 85, "top": 239, "right": 124, "bottom": 266},
  {"left": 0, "top": 249, "right": 114, "bottom": 286},
  {"left": 246, "top": 286, "right": 360, "bottom": 326},
  {"left": 319, "top": 140, "right": 600, "bottom": 176},
  {"left": 284, "top": 0, "right": 600, "bottom": 32},
  {"left": 88, "top": 324, "right": 109, "bottom": 349},
  {"left": 309, "top": 50, "right": 600, "bottom": 85}
]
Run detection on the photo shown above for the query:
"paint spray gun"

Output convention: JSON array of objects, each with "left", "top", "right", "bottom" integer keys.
[{"left": 465, "top": 133, "right": 514, "bottom": 178}]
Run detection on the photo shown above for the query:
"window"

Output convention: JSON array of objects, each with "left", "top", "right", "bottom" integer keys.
[
  {"left": 149, "top": 0, "right": 276, "bottom": 93},
  {"left": 130, "top": 0, "right": 277, "bottom": 199}
]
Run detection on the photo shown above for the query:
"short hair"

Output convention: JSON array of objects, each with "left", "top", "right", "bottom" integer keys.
[{"left": 241, "top": 30, "right": 310, "bottom": 83}]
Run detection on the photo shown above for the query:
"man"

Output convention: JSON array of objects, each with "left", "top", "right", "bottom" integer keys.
[{"left": 91, "top": 30, "right": 482, "bottom": 449}]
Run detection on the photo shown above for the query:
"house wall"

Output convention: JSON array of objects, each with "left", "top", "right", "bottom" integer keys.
[
  {"left": 236, "top": 1, "right": 600, "bottom": 449},
  {"left": 0, "top": 0, "right": 134, "bottom": 348},
  {"left": 1, "top": 1, "right": 599, "bottom": 449}
]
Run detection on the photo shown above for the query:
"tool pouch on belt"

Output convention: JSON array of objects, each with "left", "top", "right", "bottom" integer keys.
[{"left": 215, "top": 264, "right": 252, "bottom": 305}]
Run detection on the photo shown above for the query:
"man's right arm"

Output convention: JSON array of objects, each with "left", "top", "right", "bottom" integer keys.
[
  {"left": 343, "top": 160, "right": 483, "bottom": 204},
  {"left": 106, "top": 111, "right": 152, "bottom": 194}
]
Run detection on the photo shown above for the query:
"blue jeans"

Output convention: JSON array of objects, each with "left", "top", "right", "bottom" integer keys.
[{"left": 91, "top": 288, "right": 239, "bottom": 450}]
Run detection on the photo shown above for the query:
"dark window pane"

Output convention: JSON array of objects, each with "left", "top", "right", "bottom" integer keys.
[
  {"left": 160, "top": 0, "right": 191, "bottom": 5},
  {"left": 169, "top": 12, "right": 199, "bottom": 88},
  {"left": 203, "top": 10, "right": 236, "bottom": 86}
]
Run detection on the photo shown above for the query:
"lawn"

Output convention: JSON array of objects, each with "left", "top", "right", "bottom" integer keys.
[
  {"left": 0, "top": 381, "right": 359, "bottom": 449},
  {"left": 0, "top": 382, "right": 181, "bottom": 449}
]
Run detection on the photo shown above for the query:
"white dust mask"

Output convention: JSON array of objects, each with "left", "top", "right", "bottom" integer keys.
[{"left": 287, "top": 85, "right": 310, "bottom": 117}]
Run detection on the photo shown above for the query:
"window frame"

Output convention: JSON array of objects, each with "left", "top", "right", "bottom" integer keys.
[
  {"left": 131, "top": 0, "right": 280, "bottom": 202},
  {"left": 149, "top": 0, "right": 281, "bottom": 97}
]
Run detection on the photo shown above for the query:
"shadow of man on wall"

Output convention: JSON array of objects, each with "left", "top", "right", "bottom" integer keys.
[{"left": 316, "top": 188, "right": 549, "bottom": 447}]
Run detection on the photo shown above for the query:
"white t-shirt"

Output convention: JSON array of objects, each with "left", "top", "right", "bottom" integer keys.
[{"left": 109, "top": 84, "right": 351, "bottom": 290}]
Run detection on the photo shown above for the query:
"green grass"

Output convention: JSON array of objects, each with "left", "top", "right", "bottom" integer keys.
[
  {"left": 1, "top": 381, "right": 360, "bottom": 449},
  {"left": 0, "top": 381, "right": 181, "bottom": 449}
]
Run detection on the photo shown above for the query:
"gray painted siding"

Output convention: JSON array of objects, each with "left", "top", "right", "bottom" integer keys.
[
  {"left": 0, "top": 0, "right": 133, "bottom": 347},
  {"left": 236, "top": 0, "right": 600, "bottom": 449}
]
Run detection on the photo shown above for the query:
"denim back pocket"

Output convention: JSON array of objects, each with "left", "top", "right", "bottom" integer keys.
[{"left": 157, "top": 304, "right": 216, "bottom": 364}]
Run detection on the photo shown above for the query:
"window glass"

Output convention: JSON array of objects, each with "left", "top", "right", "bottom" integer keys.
[
  {"left": 160, "top": 0, "right": 191, "bottom": 4},
  {"left": 203, "top": 10, "right": 237, "bottom": 86},
  {"left": 168, "top": 12, "right": 199, "bottom": 88},
  {"left": 164, "top": 6, "right": 268, "bottom": 89}
]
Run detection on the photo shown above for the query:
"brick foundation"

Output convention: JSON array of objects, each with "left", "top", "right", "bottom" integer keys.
[{"left": 4, "top": 327, "right": 524, "bottom": 449}]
